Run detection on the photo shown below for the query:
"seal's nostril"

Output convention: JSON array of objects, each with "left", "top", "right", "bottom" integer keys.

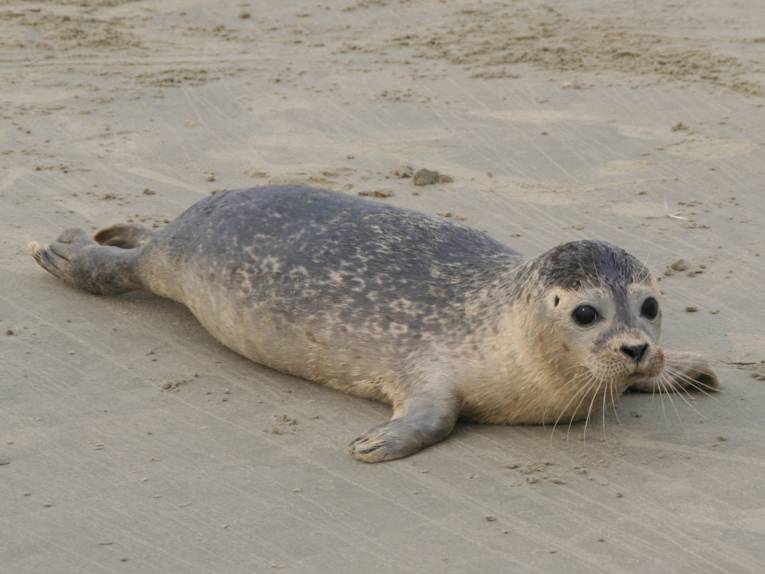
[{"left": 621, "top": 343, "right": 649, "bottom": 362}]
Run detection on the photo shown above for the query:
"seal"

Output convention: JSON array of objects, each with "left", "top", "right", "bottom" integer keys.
[{"left": 30, "top": 186, "right": 719, "bottom": 462}]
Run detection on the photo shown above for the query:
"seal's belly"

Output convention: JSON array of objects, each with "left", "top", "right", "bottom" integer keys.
[{"left": 180, "top": 272, "right": 403, "bottom": 404}]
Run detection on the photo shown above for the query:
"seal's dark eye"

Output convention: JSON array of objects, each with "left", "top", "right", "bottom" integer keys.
[
  {"left": 641, "top": 297, "right": 659, "bottom": 320},
  {"left": 572, "top": 305, "right": 598, "bottom": 326}
]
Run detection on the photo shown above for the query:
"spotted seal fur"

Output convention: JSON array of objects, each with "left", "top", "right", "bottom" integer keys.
[{"left": 30, "top": 186, "right": 719, "bottom": 462}]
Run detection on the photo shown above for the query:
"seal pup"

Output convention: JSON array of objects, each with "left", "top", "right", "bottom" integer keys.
[{"left": 30, "top": 186, "right": 719, "bottom": 462}]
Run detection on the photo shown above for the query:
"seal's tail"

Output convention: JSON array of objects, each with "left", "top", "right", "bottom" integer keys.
[{"left": 29, "top": 227, "right": 144, "bottom": 296}]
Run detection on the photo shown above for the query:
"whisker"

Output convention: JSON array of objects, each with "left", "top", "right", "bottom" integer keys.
[
  {"left": 600, "top": 381, "right": 608, "bottom": 440},
  {"left": 664, "top": 366, "right": 717, "bottom": 400},
  {"left": 543, "top": 370, "right": 588, "bottom": 431},
  {"left": 545, "top": 372, "right": 585, "bottom": 436},
  {"left": 608, "top": 380, "right": 622, "bottom": 424},
  {"left": 550, "top": 374, "right": 593, "bottom": 440},
  {"left": 656, "top": 373, "right": 668, "bottom": 421},
  {"left": 582, "top": 376, "right": 603, "bottom": 446},
  {"left": 659, "top": 372, "right": 683, "bottom": 423},
  {"left": 566, "top": 379, "right": 597, "bottom": 443},
  {"left": 663, "top": 359, "right": 718, "bottom": 379},
  {"left": 662, "top": 372, "right": 706, "bottom": 418}
]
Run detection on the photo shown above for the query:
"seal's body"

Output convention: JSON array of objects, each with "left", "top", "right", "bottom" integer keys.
[{"left": 31, "top": 186, "right": 718, "bottom": 462}]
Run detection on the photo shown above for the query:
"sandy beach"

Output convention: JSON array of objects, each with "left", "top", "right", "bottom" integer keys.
[{"left": 1, "top": 1, "right": 764, "bottom": 572}]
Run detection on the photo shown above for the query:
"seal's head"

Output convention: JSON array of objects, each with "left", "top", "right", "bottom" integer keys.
[{"left": 531, "top": 240, "right": 663, "bottom": 389}]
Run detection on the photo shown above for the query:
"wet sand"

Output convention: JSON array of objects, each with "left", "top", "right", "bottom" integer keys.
[{"left": 1, "top": 1, "right": 764, "bottom": 572}]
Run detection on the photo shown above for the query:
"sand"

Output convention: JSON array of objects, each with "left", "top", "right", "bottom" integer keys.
[{"left": 1, "top": 1, "right": 764, "bottom": 572}]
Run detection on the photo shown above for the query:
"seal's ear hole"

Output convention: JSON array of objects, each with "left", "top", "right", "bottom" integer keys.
[{"left": 554, "top": 295, "right": 560, "bottom": 307}]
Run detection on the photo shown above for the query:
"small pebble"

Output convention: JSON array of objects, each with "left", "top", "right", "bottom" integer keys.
[
  {"left": 670, "top": 259, "right": 688, "bottom": 272},
  {"left": 413, "top": 168, "right": 453, "bottom": 186},
  {"left": 358, "top": 190, "right": 393, "bottom": 198}
]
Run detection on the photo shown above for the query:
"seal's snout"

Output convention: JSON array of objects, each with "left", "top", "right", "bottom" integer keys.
[
  {"left": 604, "top": 333, "right": 662, "bottom": 378},
  {"left": 620, "top": 343, "right": 649, "bottom": 363}
]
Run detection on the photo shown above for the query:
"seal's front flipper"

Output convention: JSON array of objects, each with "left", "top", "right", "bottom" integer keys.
[
  {"left": 350, "top": 387, "right": 461, "bottom": 463},
  {"left": 30, "top": 228, "right": 142, "bottom": 296},
  {"left": 628, "top": 351, "right": 720, "bottom": 394}
]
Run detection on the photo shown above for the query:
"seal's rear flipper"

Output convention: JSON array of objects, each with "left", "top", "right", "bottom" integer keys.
[
  {"left": 94, "top": 223, "right": 154, "bottom": 249},
  {"left": 30, "top": 228, "right": 142, "bottom": 296}
]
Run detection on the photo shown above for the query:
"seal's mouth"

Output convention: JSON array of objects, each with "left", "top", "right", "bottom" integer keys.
[{"left": 627, "top": 363, "right": 663, "bottom": 378}]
